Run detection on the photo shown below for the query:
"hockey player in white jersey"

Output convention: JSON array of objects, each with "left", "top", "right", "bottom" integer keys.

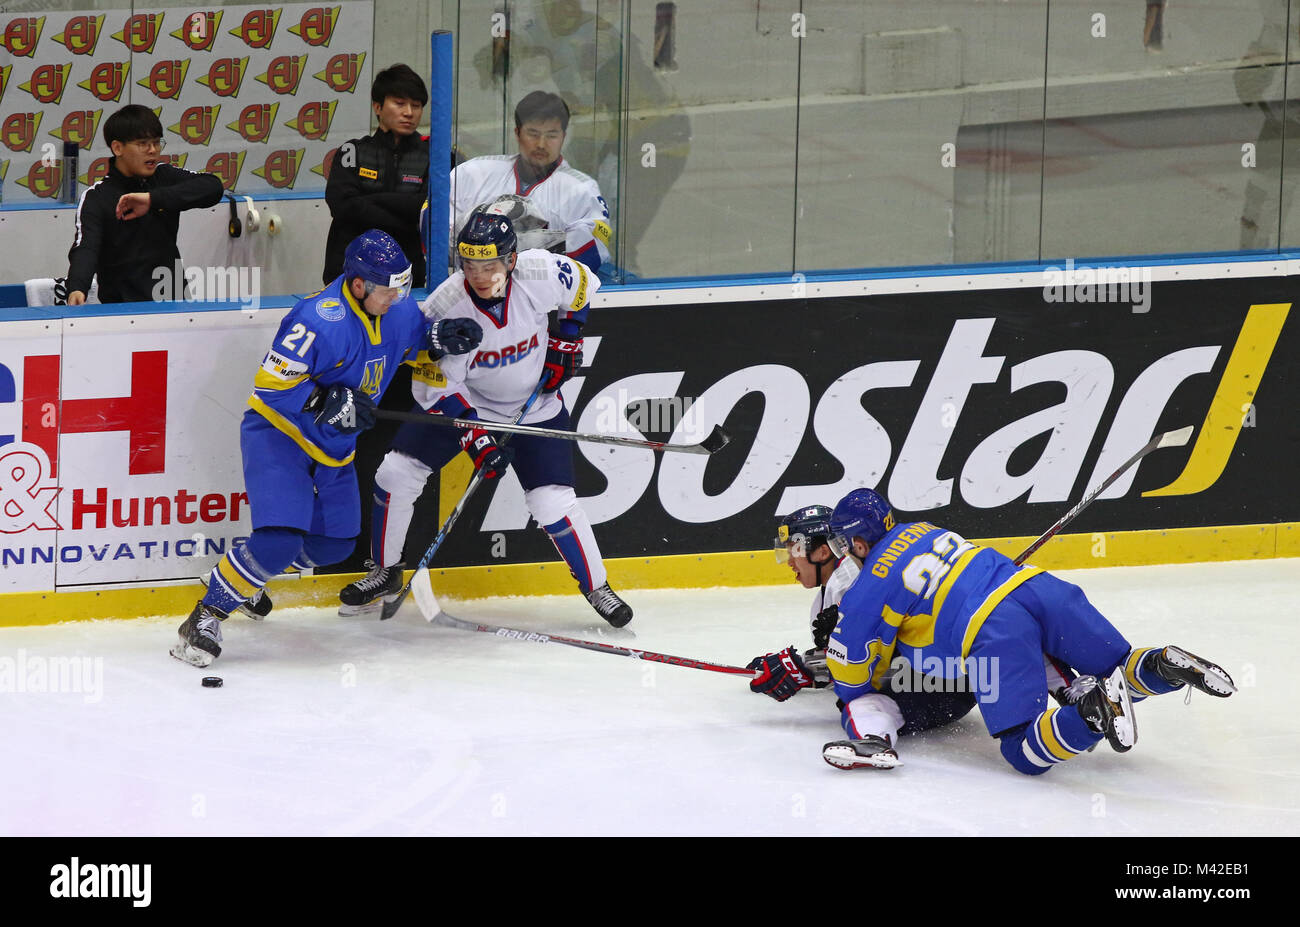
[
  {"left": 339, "top": 212, "right": 633, "bottom": 627},
  {"left": 449, "top": 91, "right": 612, "bottom": 272},
  {"left": 746, "top": 505, "right": 976, "bottom": 769}
]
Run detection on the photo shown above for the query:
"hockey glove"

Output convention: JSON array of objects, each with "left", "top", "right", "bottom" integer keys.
[
  {"left": 307, "top": 384, "right": 376, "bottom": 435},
  {"left": 811, "top": 604, "right": 840, "bottom": 651},
  {"left": 747, "top": 646, "right": 815, "bottom": 702},
  {"left": 541, "top": 335, "right": 582, "bottom": 393},
  {"left": 460, "top": 427, "right": 514, "bottom": 480},
  {"left": 427, "top": 317, "right": 483, "bottom": 357}
]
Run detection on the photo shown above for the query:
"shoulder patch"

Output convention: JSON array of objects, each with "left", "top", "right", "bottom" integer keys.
[
  {"left": 359, "top": 167, "right": 378, "bottom": 180},
  {"left": 316, "top": 299, "right": 345, "bottom": 322}
]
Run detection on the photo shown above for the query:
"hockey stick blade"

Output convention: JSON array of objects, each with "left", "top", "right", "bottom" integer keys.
[
  {"left": 374, "top": 408, "right": 729, "bottom": 455},
  {"left": 431, "top": 610, "right": 755, "bottom": 676},
  {"left": 1014, "top": 424, "right": 1194, "bottom": 566}
]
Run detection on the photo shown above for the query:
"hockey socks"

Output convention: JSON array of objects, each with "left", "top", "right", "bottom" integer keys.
[
  {"left": 203, "top": 528, "right": 304, "bottom": 615},
  {"left": 1001, "top": 705, "right": 1104, "bottom": 775},
  {"left": 1124, "top": 647, "right": 1180, "bottom": 700}
]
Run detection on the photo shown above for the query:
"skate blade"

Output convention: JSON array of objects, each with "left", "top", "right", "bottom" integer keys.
[
  {"left": 338, "top": 601, "right": 384, "bottom": 618},
  {"left": 1102, "top": 670, "right": 1137, "bottom": 753},
  {"left": 1167, "top": 647, "right": 1237, "bottom": 697},
  {"left": 170, "top": 640, "right": 215, "bottom": 668},
  {"left": 822, "top": 742, "right": 902, "bottom": 770}
]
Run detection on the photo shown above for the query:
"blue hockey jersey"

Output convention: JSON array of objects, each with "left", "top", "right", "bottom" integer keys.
[{"left": 246, "top": 277, "right": 428, "bottom": 466}]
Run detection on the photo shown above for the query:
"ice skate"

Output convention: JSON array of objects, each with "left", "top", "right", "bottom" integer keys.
[
  {"left": 1075, "top": 669, "right": 1137, "bottom": 753},
  {"left": 339, "top": 560, "right": 403, "bottom": 616},
  {"left": 170, "top": 602, "right": 227, "bottom": 667},
  {"left": 822, "top": 735, "right": 901, "bottom": 770},
  {"left": 585, "top": 582, "right": 632, "bottom": 628},
  {"left": 1148, "top": 645, "right": 1236, "bottom": 697}
]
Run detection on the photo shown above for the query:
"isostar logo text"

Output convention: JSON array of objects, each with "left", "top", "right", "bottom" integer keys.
[
  {"left": 2, "top": 17, "right": 45, "bottom": 57},
  {"left": 171, "top": 11, "right": 223, "bottom": 51},
  {"left": 204, "top": 151, "right": 246, "bottom": 190},
  {"left": 0, "top": 351, "right": 167, "bottom": 480},
  {"left": 169, "top": 105, "right": 220, "bottom": 145},
  {"left": 290, "top": 7, "right": 340, "bottom": 46},
  {"left": 252, "top": 148, "right": 303, "bottom": 188},
  {"left": 51, "top": 110, "right": 103, "bottom": 148},
  {"left": 3, "top": 112, "right": 42, "bottom": 152},
  {"left": 113, "top": 13, "right": 164, "bottom": 54},
  {"left": 53, "top": 15, "right": 105, "bottom": 55},
  {"left": 78, "top": 62, "right": 130, "bottom": 102},
  {"left": 285, "top": 100, "right": 336, "bottom": 140},
  {"left": 257, "top": 55, "right": 307, "bottom": 95},
  {"left": 198, "top": 57, "right": 248, "bottom": 97},
  {"left": 314, "top": 52, "right": 365, "bottom": 93},
  {"left": 20, "top": 63, "right": 73, "bottom": 105},
  {"left": 139, "top": 59, "right": 190, "bottom": 100},
  {"left": 231, "top": 9, "right": 281, "bottom": 49},
  {"left": 228, "top": 102, "right": 278, "bottom": 143}
]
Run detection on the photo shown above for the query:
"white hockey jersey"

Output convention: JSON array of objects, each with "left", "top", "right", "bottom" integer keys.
[
  {"left": 449, "top": 155, "right": 612, "bottom": 270},
  {"left": 412, "top": 249, "right": 598, "bottom": 424},
  {"left": 810, "top": 557, "right": 860, "bottom": 642}
]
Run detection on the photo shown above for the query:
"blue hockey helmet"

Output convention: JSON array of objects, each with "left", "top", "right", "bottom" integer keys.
[
  {"left": 829, "top": 489, "right": 896, "bottom": 558},
  {"left": 774, "top": 504, "right": 833, "bottom": 563},
  {"left": 344, "top": 229, "right": 412, "bottom": 300},
  {"left": 457, "top": 211, "right": 517, "bottom": 264}
]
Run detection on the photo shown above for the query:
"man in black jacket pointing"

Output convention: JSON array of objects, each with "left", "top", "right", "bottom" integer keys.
[{"left": 66, "top": 104, "right": 224, "bottom": 305}]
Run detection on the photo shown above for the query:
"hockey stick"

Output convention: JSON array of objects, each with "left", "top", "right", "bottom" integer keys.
[
  {"left": 1012, "top": 425, "right": 1193, "bottom": 566},
  {"left": 374, "top": 407, "right": 731, "bottom": 456},
  {"left": 428, "top": 609, "right": 755, "bottom": 676},
  {"left": 379, "top": 381, "right": 545, "bottom": 621}
]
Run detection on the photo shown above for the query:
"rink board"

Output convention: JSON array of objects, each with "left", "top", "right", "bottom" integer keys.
[{"left": 0, "top": 257, "right": 1296, "bottom": 622}]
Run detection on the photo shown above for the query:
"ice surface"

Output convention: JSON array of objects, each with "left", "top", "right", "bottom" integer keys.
[{"left": 2, "top": 558, "right": 1297, "bottom": 836}]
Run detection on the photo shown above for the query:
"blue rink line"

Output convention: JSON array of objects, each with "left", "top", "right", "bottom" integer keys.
[{"left": 3, "top": 248, "right": 1297, "bottom": 321}]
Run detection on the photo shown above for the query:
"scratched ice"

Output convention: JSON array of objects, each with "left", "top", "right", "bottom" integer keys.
[{"left": 1, "top": 558, "right": 1295, "bottom": 836}]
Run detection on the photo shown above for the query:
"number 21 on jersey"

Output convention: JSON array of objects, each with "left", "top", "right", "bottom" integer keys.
[{"left": 281, "top": 323, "right": 317, "bottom": 357}]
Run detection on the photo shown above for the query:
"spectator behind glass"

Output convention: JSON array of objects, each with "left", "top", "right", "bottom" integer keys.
[
  {"left": 323, "top": 63, "right": 430, "bottom": 287},
  {"left": 65, "top": 104, "right": 224, "bottom": 305}
]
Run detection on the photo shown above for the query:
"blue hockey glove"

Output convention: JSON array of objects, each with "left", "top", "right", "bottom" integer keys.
[
  {"left": 307, "top": 384, "right": 376, "bottom": 435},
  {"left": 427, "top": 317, "right": 483, "bottom": 357},
  {"left": 747, "top": 646, "right": 815, "bottom": 702}
]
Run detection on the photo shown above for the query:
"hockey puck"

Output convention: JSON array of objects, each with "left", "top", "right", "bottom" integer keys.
[{"left": 201, "top": 676, "right": 223, "bottom": 688}]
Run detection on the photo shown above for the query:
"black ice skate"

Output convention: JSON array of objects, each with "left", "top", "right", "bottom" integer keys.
[
  {"left": 170, "top": 602, "right": 227, "bottom": 667},
  {"left": 339, "top": 560, "right": 403, "bottom": 616},
  {"left": 1147, "top": 645, "right": 1237, "bottom": 698},
  {"left": 585, "top": 582, "right": 632, "bottom": 628},
  {"left": 822, "top": 735, "right": 901, "bottom": 770},
  {"left": 1075, "top": 668, "right": 1137, "bottom": 753}
]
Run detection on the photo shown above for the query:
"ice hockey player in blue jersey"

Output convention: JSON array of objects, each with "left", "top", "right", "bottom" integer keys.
[
  {"left": 746, "top": 504, "right": 975, "bottom": 768},
  {"left": 170, "top": 230, "right": 484, "bottom": 667},
  {"left": 821, "top": 488, "right": 1237, "bottom": 774}
]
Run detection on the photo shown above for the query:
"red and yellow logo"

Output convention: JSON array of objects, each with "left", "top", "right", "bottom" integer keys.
[
  {"left": 53, "top": 15, "right": 105, "bottom": 55},
  {"left": 289, "top": 7, "right": 340, "bottom": 47},
  {"left": 171, "top": 11, "right": 224, "bottom": 52},
  {"left": 52, "top": 110, "right": 103, "bottom": 148},
  {"left": 2, "top": 112, "right": 42, "bottom": 152},
  {"left": 20, "top": 63, "right": 73, "bottom": 105},
  {"left": 314, "top": 52, "right": 366, "bottom": 94},
  {"left": 228, "top": 102, "right": 279, "bottom": 143},
  {"left": 160, "top": 152, "right": 189, "bottom": 169},
  {"left": 257, "top": 55, "right": 307, "bottom": 95},
  {"left": 231, "top": 9, "right": 281, "bottom": 49},
  {"left": 139, "top": 59, "right": 191, "bottom": 100},
  {"left": 205, "top": 151, "right": 246, "bottom": 190},
  {"left": 113, "top": 13, "right": 164, "bottom": 54},
  {"left": 198, "top": 57, "right": 248, "bottom": 97},
  {"left": 168, "top": 105, "right": 220, "bottom": 145},
  {"left": 0, "top": 64, "right": 11, "bottom": 106},
  {"left": 2, "top": 17, "right": 45, "bottom": 57},
  {"left": 286, "top": 100, "right": 336, "bottom": 141},
  {"left": 310, "top": 146, "right": 339, "bottom": 180},
  {"left": 78, "top": 61, "right": 131, "bottom": 102},
  {"left": 80, "top": 156, "right": 112, "bottom": 187},
  {"left": 17, "top": 160, "right": 62, "bottom": 198},
  {"left": 253, "top": 148, "right": 303, "bottom": 188}
]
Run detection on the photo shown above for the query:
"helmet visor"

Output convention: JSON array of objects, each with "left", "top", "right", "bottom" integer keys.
[{"left": 773, "top": 523, "right": 809, "bottom": 564}]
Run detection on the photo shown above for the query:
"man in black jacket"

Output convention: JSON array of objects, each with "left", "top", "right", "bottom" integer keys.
[
  {"left": 323, "top": 64, "right": 429, "bottom": 287},
  {"left": 66, "top": 105, "right": 224, "bottom": 305}
]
